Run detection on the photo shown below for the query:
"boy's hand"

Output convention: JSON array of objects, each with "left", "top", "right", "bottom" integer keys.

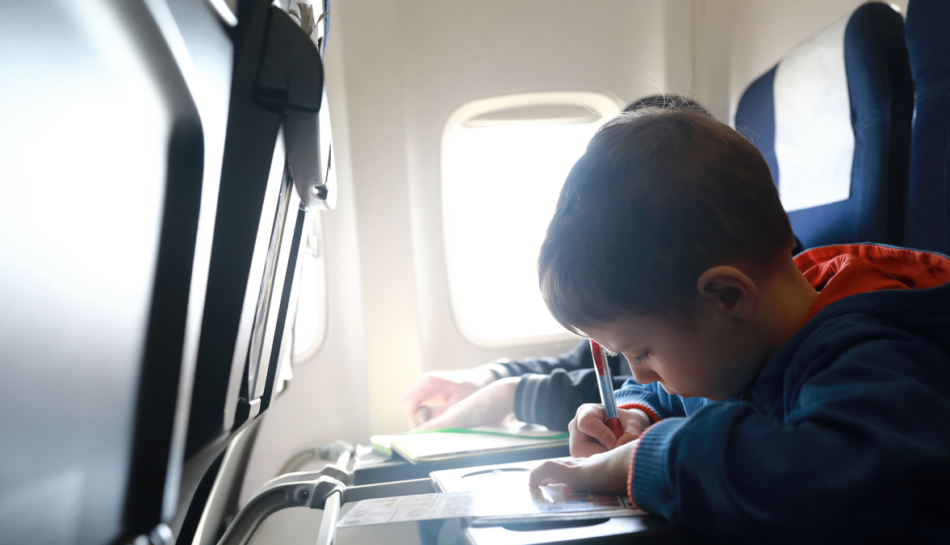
[
  {"left": 402, "top": 368, "right": 498, "bottom": 426},
  {"left": 414, "top": 377, "right": 519, "bottom": 430},
  {"left": 569, "top": 405, "right": 651, "bottom": 457},
  {"left": 529, "top": 441, "right": 637, "bottom": 495}
]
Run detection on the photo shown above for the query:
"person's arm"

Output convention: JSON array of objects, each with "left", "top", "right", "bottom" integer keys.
[
  {"left": 417, "top": 354, "right": 631, "bottom": 431},
  {"left": 526, "top": 376, "right": 688, "bottom": 451},
  {"left": 402, "top": 367, "right": 499, "bottom": 425},
  {"left": 613, "top": 377, "right": 688, "bottom": 422},
  {"left": 534, "top": 318, "right": 950, "bottom": 544},
  {"left": 408, "top": 341, "right": 627, "bottom": 428},
  {"left": 514, "top": 366, "right": 628, "bottom": 431},
  {"left": 482, "top": 339, "right": 625, "bottom": 379}
]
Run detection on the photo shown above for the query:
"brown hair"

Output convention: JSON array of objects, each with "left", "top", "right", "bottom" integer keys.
[
  {"left": 623, "top": 94, "right": 709, "bottom": 115},
  {"left": 538, "top": 108, "right": 793, "bottom": 333}
]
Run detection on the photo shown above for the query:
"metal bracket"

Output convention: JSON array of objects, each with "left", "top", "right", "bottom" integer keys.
[
  {"left": 253, "top": 5, "right": 330, "bottom": 211},
  {"left": 215, "top": 473, "right": 345, "bottom": 545},
  {"left": 215, "top": 459, "right": 433, "bottom": 545}
]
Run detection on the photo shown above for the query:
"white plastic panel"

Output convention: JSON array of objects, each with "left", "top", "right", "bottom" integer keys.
[
  {"left": 773, "top": 16, "right": 854, "bottom": 212},
  {"left": 293, "top": 212, "right": 329, "bottom": 364}
]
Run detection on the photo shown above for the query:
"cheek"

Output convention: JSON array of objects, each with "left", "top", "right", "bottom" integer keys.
[
  {"left": 678, "top": 346, "right": 743, "bottom": 398},
  {"left": 654, "top": 347, "right": 712, "bottom": 393}
]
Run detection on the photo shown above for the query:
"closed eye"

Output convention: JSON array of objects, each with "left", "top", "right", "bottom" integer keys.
[{"left": 632, "top": 351, "right": 650, "bottom": 366}]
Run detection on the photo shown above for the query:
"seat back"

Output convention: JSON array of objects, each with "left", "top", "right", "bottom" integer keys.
[
  {"left": 0, "top": 0, "right": 328, "bottom": 542},
  {"left": 905, "top": 0, "right": 950, "bottom": 254},
  {"left": 0, "top": 1, "right": 207, "bottom": 542},
  {"left": 735, "top": 3, "right": 913, "bottom": 249},
  {"left": 175, "top": 0, "right": 332, "bottom": 541}
]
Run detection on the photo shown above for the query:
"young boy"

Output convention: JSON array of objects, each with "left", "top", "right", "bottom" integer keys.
[
  {"left": 528, "top": 108, "right": 950, "bottom": 543},
  {"left": 402, "top": 96, "right": 715, "bottom": 433}
]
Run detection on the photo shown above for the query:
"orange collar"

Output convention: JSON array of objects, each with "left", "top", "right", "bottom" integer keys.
[{"left": 795, "top": 245, "right": 950, "bottom": 327}]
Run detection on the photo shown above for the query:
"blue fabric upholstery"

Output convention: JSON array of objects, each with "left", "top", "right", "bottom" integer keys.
[
  {"left": 735, "top": 3, "right": 913, "bottom": 249},
  {"left": 906, "top": 0, "right": 950, "bottom": 254},
  {"left": 735, "top": 67, "right": 779, "bottom": 184}
]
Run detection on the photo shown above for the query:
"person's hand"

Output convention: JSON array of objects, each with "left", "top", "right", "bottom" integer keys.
[
  {"left": 402, "top": 368, "right": 498, "bottom": 427},
  {"left": 416, "top": 377, "right": 519, "bottom": 430},
  {"left": 528, "top": 440, "right": 637, "bottom": 495},
  {"left": 569, "top": 405, "right": 651, "bottom": 458}
]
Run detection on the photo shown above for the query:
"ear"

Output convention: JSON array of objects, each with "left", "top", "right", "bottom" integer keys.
[{"left": 696, "top": 266, "right": 758, "bottom": 320}]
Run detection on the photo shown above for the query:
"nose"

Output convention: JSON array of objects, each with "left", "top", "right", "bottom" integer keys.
[{"left": 628, "top": 361, "right": 661, "bottom": 385}]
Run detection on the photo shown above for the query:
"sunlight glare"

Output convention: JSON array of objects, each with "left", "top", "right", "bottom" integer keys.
[{"left": 443, "top": 122, "right": 599, "bottom": 343}]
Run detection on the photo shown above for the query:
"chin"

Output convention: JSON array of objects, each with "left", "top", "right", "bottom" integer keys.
[
  {"left": 700, "top": 391, "right": 734, "bottom": 402},
  {"left": 661, "top": 383, "right": 716, "bottom": 400}
]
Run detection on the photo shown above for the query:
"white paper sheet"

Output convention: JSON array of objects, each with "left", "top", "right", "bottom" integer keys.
[{"left": 336, "top": 485, "right": 639, "bottom": 528}]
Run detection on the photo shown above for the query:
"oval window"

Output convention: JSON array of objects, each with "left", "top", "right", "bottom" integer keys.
[{"left": 441, "top": 92, "right": 621, "bottom": 346}]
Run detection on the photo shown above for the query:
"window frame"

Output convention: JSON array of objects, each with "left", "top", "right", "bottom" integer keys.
[
  {"left": 291, "top": 210, "right": 328, "bottom": 365},
  {"left": 439, "top": 91, "right": 622, "bottom": 348}
]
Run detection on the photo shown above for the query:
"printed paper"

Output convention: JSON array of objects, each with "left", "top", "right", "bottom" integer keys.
[{"left": 337, "top": 485, "right": 637, "bottom": 528}]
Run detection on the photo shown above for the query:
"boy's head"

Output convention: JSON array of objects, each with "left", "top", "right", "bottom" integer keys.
[
  {"left": 539, "top": 108, "right": 803, "bottom": 399},
  {"left": 623, "top": 94, "right": 709, "bottom": 115}
]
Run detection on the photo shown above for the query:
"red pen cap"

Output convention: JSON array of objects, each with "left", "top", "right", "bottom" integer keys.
[{"left": 605, "top": 417, "right": 623, "bottom": 439}]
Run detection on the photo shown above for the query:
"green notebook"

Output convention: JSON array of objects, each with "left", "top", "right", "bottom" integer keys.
[{"left": 371, "top": 424, "right": 569, "bottom": 463}]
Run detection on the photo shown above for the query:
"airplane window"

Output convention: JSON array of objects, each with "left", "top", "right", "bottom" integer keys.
[
  {"left": 292, "top": 212, "right": 327, "bottom": 363},
  {"left": 442, "top": 93, "right": 620, "bottom": 346}
]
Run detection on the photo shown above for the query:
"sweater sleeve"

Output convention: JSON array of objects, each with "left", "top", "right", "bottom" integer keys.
[
  {"left": 629, "top": 317, "right": 950, "bottom": 544},
  {"left": 614, "top": 378, "right": 688, "bottom": 421},
  {"left": 479, "top": 340, "right": 593, "bottom": 379},
  {"left": 513, "top": 367, "right": 628, "bottom": 431}
]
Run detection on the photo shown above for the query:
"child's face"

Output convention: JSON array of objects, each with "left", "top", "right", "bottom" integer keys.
[{"left": 585, "top": 311, "right": 766, "bottom": 402}]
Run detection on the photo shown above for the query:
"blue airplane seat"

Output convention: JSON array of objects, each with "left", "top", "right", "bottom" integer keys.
[
  {"left": 905, "top": 0, "right": 950, "bottom": 255},
  {"left": 735, "top": 3, "right": 913, "bottom": 250}
]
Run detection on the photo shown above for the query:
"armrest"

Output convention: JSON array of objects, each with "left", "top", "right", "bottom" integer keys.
[{"left": 215, "top": 470, "right": 432, "bottom": 545}]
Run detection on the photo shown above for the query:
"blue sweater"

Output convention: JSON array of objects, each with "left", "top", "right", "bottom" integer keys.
[{"left": 616, "top": 245, "right": 950, "bottom": 544}]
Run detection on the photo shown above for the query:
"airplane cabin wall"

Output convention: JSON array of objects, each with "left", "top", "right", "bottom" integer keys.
[
  {"left": 335, "top": 0, "right": 697, "bottom": 441},
  {"left": 400, "top": 0, "right": 693, "bottom": 428},
  {"left": 239, "top": 0, "right": 909, "bottom": 509},
  {"left": 241, "top": 0, "right": 694, "bottom": 506}
]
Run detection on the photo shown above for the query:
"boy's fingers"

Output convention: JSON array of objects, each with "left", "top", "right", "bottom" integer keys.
[
  {"left": 569, "top": 418, "right": 610, "bottom": 457},
  {"left": 620, "top": 409, "right": 652, "bottom": 436},
  {"left": 577, "top": 403, "right": 606, "bottom": 420},
  {"left": 615, "top": 433, "right": 639, "bottom": 447},
  {"left": 576, "top": 415, "right": 617, "bottom": 451},
  {"left": 529, "top": 460, "right": 576, "bottom": 488}
]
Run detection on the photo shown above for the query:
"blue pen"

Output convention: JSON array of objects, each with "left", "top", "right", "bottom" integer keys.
[{"left": 589, "top": 339, "right": 623, "bottom": 438}]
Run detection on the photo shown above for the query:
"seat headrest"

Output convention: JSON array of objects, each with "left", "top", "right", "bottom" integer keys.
[
  {"left": 735, "top": 3, "right": 912, "bottom": 249},
  {"left": 772, "top": 17, "right": 853, "bottom": 213}
]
